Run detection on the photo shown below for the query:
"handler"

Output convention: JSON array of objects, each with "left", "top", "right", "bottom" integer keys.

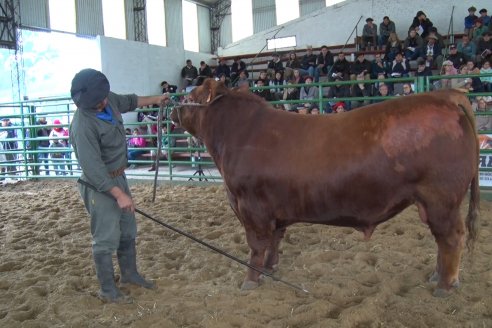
[{"left": 69, "top": 68, "right": 169, "bottom": 304}]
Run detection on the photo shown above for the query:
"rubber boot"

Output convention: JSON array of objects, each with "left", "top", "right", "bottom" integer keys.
[
  {"left": 117, "top": 239, "right": 156, "bottom": 289},
  {"left": 93, "top": 252, "right": 133, "bottom": 304}
]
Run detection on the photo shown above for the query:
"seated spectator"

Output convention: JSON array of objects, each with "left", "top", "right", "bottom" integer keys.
[
  {"left": 197, "top": 61, "right": 213, "bottom": 86},
  {"left": 326, "top": 76, "right": 351, "bottom": 110},
  {"left": 477, "top": 32, "right": 492, "bottom": 63},
  {"left": 267, "top": 53, "right": 284, "bottom": 80},
  {"left": 379, "top": 16, "right": 396, "bottom": 49},
  {"left": 311, "top": 108, "right": 320, "bottom": 115},
  {"left": 218, "top": 73, "right": 230, "bottom": 88},
  {"left": 372, "top": 83, "right": 392, "bottom": 103},
  {"left": 127, "top": 128, "right": 147, "bottom": 168},
  {"left": 362, "top": 18, "right": 378, "bottom": 50},
  {"left": 419, "top": 34, "right": 443, "bottom": 69},
  {"left": 257, "top": 70, "right": 270, "bottom": 86},
  {"left": 230, "top": 57, "right": 247, "bottom": 82},
  {"left": 148, "top": 124, "right": 176, "bottom": 171},
  {"left": 332, "top": 101, "right": 347, "bottom": 114},
  {"left": 214, "top": 58, "right": 231, "bottom": 80},
  {"left": 351, "top": 73, "right": 371, "bottom": 108},
  {"left": 480, "top": 60, "right": 492, "bottom": 91},
  {"left": 331, "top": 52, "right": 351, "bottom": 81},
  {"left": 439, "top": 60, "right": 459, "bottom": 89},
  {"left": 385, "top": 32, "right": 403, "bottom": 64},
  {"left": 315, "top": 45, "right": 334, "bottom": 82},
  {"left": 269, "top": 71, "right": 286, "bottom": 103},
  {"left": 479, "top": 8, "right": 491, "bottom": 27},
  {"left": 400, "top": 83, "right": 414, "bottom": 96},
  {"left": 429, "top": 27, "right": 445, "bottom": 50},
  {"left": 350, "top": 52, "right": 371, "bottom": 81},
  {"left": 370, "top": 53, "right": 387, "bottom": 79},
  {"left": 253, "top": 79, "right": 271, "bottom": 101},
  {"left": 457, "top": 35, "right": 477, "bottom": 61},
  {"left": 300, "top": 46, "right": 317, "bottom": 78},
  {"left": 415, "top": 58, "right": 433, "bottom": 78},
  {"left": 290, "top": 69, "right": 304, "bottom": 85},
  {"left": 472, "top": 19, "right": 488, "bottom": 42},
  {"left": 403, "top": 29, "right": 423, "bottom": 60},
  {"left": 235, "top": 70, "right": 250, "bottom": 89},
  {"left": 466, "top": 62, "right": 485, "bottom": 92},
  {"left": 181, "top": 59, "right": 198, "bottom": 88},
  {"left": 284, "top": 52, "right": 304, "bottom": 81},
  {"left": 298, "top": 76, "right": 319, "bottom": 112},
  {"left": 282, "top": 80, "right": 300, "bottom": 111},
  {"left": 389, "top": 52, "right": 410, "bottom": 78},
  {"left": 161, "top": 81, "right": 177, "bottom": 94},
  {"left": 465, "top": 6, "right": 478, "bottom": 38},
  {"left": 475, "top": 97, "right": 492, "bottom": 131},
  {"left": 446, "top": 43, "right": 467, "bottom": 69},
  {"left": 409, "top": 10, "right": 433, "bottom": 39}
]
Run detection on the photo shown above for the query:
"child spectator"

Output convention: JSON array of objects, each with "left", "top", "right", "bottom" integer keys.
[
  {"left": 480, "top": 60, "right": 492, "bottom": 91},
  {"left": 479, "top": 8, "right": 491, "bottom": 27},
  {"left": 127, "top": 128, "right": 147, "bottom": 168}
]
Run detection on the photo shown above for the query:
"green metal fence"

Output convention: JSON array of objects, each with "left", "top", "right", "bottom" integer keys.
[{"left": 1, "top": 74, "right": 491, "bottom": 188}]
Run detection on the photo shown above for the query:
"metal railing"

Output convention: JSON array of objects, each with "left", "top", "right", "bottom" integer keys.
[{"left": 1, "top": 74, "right": 491, "bottom": 188}]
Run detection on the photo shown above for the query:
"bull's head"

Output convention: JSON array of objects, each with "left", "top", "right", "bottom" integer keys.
[{"left": 170, "top": 78, "right": 229, "bottom": 136}]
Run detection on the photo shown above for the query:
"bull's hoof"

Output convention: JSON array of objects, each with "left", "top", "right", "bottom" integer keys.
[
  {"left": 241, "top": 280, "right": 259, "bottom": 291},
  {"left": 433, "top": 288, "right": 452, "bottom": 298},
  {"left": 428, "top": 271, "right": 439, "bottom": 283}
]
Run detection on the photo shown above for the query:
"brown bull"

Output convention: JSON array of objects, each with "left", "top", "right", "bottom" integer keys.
[{"left": 171, "top": 79, "right": 480, "bottom": 297}]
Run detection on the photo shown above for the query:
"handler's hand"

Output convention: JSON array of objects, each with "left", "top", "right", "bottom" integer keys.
[{"left": 109, "top": 186, "right": 135, "bottom": 213}]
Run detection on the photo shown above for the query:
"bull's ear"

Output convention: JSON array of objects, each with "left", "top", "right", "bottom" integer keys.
[{"left": 206, "top": 89, "right": 213, "bottom": 103}]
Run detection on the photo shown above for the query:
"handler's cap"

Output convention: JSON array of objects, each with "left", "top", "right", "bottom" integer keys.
[{"left": 70, "top": 68, "right": 110, "bottom": 109}]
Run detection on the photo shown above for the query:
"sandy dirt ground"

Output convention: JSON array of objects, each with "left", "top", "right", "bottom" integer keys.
[{"left": 0, "top": 180, "right": 491, "bottom": 328}]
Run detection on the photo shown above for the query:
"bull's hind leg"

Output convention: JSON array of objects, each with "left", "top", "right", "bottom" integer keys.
[
  {"left": 241, "top": 229, "right": 271, "bottom": 290},
  {"left": 426, "top": 207, "right": 465, "bottom": 297},
  {"left": 263, "top": 227, "right": 287, "bottom": 273}
]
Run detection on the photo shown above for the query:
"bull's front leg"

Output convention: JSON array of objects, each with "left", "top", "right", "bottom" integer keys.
[
  {"left": 263, "top": 227, "right": 286, "bottom": 273},
  {"left": 241, "top": 229, "right": 271, "bottom": 290}
]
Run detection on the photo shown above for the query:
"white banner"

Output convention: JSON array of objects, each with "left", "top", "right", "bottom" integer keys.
[{"left": 479, "top": 135, "right": 492, "bottom": 188}]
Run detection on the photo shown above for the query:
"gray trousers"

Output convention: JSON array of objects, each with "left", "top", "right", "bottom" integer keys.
[{"left": 78, "top": 174, "right": 137, "bottom": 254}]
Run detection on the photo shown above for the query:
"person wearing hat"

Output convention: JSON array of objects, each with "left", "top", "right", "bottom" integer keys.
[
  {"left": 69, "top": 68, "right": 169, "bottom": 304},
  {"left": 445, "top": 44, "right": 466, "bottom": 69},
  {"left": 440, "top": 60, "right": 459, "bottom": 89},
  {"left": 479, "top": 8, "right": 490, "bottom": 27},
  {"left": 419, "top": 33, "right": 443, "bottom": 69},
  {"left": 465, "top": 7, "right": 478, "bottom": 38},
  {"left": 409, "top": 10, "right": 433, "bottom": 39},
  {"left": 362, "top": 17, "right": 378, "bottom": 50}
]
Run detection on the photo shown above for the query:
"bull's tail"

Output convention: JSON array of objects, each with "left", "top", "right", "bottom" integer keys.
[{"left": 458, "top": 102, "right": 481, "bottom": 252}]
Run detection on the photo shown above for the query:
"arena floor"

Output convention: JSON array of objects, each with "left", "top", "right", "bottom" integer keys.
[{"left": 0, "top": 180, "right": 491, "bottom": 327}]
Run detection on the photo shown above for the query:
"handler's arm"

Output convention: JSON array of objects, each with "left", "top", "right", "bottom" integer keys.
[{"left": 137, "top": 94, "right": 170, "bottom": 108}]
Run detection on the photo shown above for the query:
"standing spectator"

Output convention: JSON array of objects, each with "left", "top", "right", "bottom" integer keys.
[
  {"left": 35, "top": 116, "right": 51, "bottom": 175},
  {"left": 301, "top": 46, "right": 317, "bottom": 78},
  {"left": 384, "top": 32, "right": 403, "bottom": 64},
  {"left": 465, "top": 6, "right": 479, "bottom": 38},
  {"left": 266, "top": 53, "right": 284, "bottom": 80},
  {"left": 197, "top": 61, "right": 213, "bottom": 86},
  {"left": 409, "top": 10, "right": 433, "bottom": 39},
  {"left": 0, "top": 118, "right": 17, "bottom": 175},
  {"left": 362, "top": 18, "right": 378, "bottom": 50},
  {"left": 180, "top": 59, "right": 198, "bottom": 88},
  {"left": 479, "top": 8, "right": 491, "bottom": 27},
  {"left": 379, "top": 16, "right": 396, "bottom": 49},
  {"left": 480, "top": 60, "right": 492, "bottom": 91},
  {"left": 331, "top": 52, "right": 351, "bottom": 81},
  {"left": 315, "top": 45, "right": 334, "bottom": 82},
  {"left": 477, "top": 32, "right": 492, "bottom": 63},
  {"left": 457, "top": 34, "right": 477, "bottom": 61},
  {"left": 403, "top": 29, "right": 423, "bottom": 60},
  {"left": 445, "top": 44, "right": 467, "bottom": 70},
  {"left": 420, "top": 34, "right": 443, "bottom": 69},
  {"left": 214, "top": 58, "right": 231, "bottom": 80},
  {"left": 230, "top": 57, "right": 247, "bottom": 82},
  {"left": 49, "top": 119, "right": 68, "bottom": 175}
]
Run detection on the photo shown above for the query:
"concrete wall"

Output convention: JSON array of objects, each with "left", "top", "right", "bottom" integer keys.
[{"left": 218, "top": 0, "right": 490, "bottom": 56}]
